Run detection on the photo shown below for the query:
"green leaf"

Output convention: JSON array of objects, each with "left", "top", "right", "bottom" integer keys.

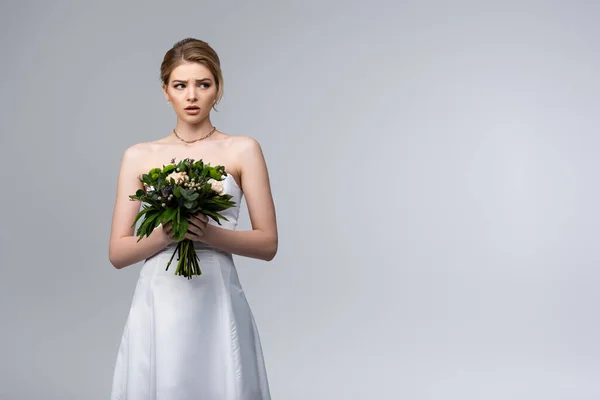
[
  {"left": 162, "top": 208, "right": 177, "bottom": 223},
  {"left": 149, "top": 167, "right": 161, "bottom": 180},
  {"left": 137, "top": 219, "right": 151, "bottom": 237},
  {"left": 130, "top": 207, "right": 152, "bottom": 228},
  {"left": 138, "top": 212, "right": 159, "bottom": 235},
  {"left": 202, "top": 210, "right": 229, "bottom": 225},
  {"left": 173, "top": 218, "right": 188, "bottom": 241},
  {"left": 163, "top": 164, "right": 176, "bottom": 174},
  {"left": 193, "top": 160, "right": 204, "bottom": 169},
  {"left": 180, "top": 218, "right": 189, "bottom": 233},
  {"left": 209, "top": 169, "right": 222, "bottom": 180},
  {"left": 180, "top": 188, "right": 199, "bottom": 201}
]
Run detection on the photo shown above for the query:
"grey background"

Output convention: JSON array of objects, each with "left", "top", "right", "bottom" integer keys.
[{"left": 1, "top": 1, "right": 599, "bottom": 399}]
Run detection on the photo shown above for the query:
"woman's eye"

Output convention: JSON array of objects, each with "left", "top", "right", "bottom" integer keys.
[{"left": 174, "top": 84, "right": 185, "bottom": 89}]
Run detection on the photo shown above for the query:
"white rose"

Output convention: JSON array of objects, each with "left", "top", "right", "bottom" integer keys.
[
  {"left": 207, "top": 178, "right": 226, "bottom": 195},
  {"left": 166, "top": 171, "right": 186, "bottom": 183}
]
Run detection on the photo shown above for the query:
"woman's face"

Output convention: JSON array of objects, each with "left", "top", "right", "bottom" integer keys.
[{"left": 163, "top": 62, "right": 218, "bottom": 124}]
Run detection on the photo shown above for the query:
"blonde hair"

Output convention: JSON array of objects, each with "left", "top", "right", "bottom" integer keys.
[{"left": 160, "top": 38, "right": 224, "bottom": 109}]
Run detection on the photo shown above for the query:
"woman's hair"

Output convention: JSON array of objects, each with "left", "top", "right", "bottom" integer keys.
[{"left": 160, "top": 38, "right": 224, "bottom": 108}]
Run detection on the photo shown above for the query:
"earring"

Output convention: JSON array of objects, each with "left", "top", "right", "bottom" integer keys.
[{"left": 167, "top": 100, "right": 171, "bottom": 104}]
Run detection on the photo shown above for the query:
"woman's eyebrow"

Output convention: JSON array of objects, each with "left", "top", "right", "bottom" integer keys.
[{"left": 172, "top": 78, "right": 212, "bottom": 83}]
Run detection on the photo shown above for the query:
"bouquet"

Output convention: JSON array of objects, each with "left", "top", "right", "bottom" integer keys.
[{"left": 129, "top": 157, "right": 236, "bottom": 279}]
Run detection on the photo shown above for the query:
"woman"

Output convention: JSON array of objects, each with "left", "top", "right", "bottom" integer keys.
[{"left": 108, "top": 38, "right": 277, "bottom": 400}]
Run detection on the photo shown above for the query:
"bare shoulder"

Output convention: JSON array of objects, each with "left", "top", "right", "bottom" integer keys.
[
  {"left": 225, "top": 135, "right": 270, "bottom": 189},
  {"left": 119, "top": 141, "right": 165, "bottom": 170},
  {"left": 229, "top": 135, "right": 264, "bottom": 158},
  {"left": 121, "top": 141, "right": 153, "bottom": 158}
]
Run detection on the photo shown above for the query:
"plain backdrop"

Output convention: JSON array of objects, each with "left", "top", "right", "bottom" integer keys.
[{"left": 1, "top": 1, "right": 599, "bottom": 399}]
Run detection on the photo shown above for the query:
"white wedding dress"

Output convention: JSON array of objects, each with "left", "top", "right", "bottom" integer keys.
[{"left": 110, "top": 174, "right": 271, "bottom": 400}]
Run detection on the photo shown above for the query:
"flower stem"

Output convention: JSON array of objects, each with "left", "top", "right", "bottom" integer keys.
[
  {"left": 164, "top": 239, "right": 202, "bottom": 279},
  {"left": 165, "top": 241, "right": 181, "bottom": 271}
]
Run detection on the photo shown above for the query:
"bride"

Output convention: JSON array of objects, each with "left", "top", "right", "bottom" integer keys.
[{"left": 108, "top": 38, "right": 278, "bottom": 400}]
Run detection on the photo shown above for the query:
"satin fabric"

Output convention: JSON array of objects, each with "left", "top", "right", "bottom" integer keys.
[{"left": 111, "top": 174, "right": 271, "bottom": 400}]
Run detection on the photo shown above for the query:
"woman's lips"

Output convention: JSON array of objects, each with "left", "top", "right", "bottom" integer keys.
[{"left": 184, "top": 107, "right": 200, "bottom": 115}]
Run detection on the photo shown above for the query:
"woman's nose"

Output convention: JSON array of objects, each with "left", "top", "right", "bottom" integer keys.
[{"left": 186, "top": 87, "right": 197, "bottom": 101}]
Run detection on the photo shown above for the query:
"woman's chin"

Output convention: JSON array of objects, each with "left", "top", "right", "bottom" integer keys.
[{"left": 177, "top": 113, "right": 207, "bottom": 124}]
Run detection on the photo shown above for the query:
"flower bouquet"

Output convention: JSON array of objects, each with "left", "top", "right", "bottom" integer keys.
[{"left": 129, "top": 157, "right": 236, "bottom": 279}]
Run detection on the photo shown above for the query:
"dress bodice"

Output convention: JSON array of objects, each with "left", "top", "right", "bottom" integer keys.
[{"left": 209, "top": 173, "right": 243, "bottom": 230}]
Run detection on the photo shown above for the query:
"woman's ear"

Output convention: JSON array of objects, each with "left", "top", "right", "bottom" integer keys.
[{"left": 162, "top": 84, "right": 170, "bottom": 103}]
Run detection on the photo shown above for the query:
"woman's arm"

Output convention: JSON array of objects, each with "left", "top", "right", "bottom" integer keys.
[
  {"left": 202, "top": 137, "right": 278, "bottom": 261},
  {"left": 108, "top": 145, "right": 171, "bottom": 269}
]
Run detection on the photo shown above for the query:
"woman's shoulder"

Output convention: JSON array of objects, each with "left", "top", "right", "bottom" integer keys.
[
  {"left": 223, "top": 133, "right": 264, "bottom": 155},
  {"left": 117, "top": 141, "right": 167, "bottom": 171},
  {"left": 121, "top": 139, "right": 168, "bottom": 156}
]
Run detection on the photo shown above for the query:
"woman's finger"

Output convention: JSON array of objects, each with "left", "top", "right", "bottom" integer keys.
[
  {"left": 187, "top": 222, "right": 205, "bottom": 237},
  {"left": 184, "top": 231, "right": 203, "bottom": 241},
  {"left": 189, "top": 215, "right": 207, "bottom": 230},
  {"left": 194, "top": 213, "right": 208, "bottom": 225},
  {"left": 187, "top": 219, "right": 202, "bottom": 230}
]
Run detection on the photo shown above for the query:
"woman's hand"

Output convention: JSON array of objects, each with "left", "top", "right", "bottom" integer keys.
[
  {"left": 185, "top": 213, "right": 210, "bottom": 242},
  {"left": 161, "top": 221, "right": 176, "bottom": 245},
  {"left": 161, "top": 213, "right": 210, "bottom": 245}
]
